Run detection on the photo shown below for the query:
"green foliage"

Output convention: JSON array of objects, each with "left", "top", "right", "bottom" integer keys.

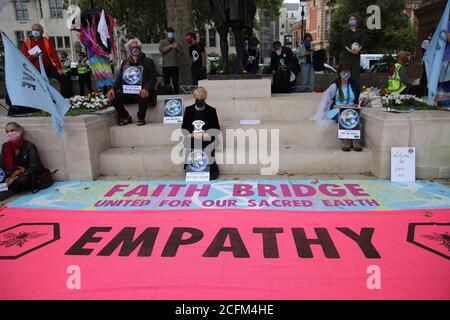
[
  {"left": 329, "top": 0, "right": 417, "bottom": 56},
  {"left": 72, "top": 0, "right": 283, "bottom": 43},
  {"left": 73, "top": 0, "right": 166, "bottom": 42},
  {"left": 208, "top": 54, "right": 238, "bottom": 74}
]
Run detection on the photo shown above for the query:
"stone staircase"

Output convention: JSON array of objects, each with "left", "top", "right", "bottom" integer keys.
[{"left": 99, "top": 93, "right": 372, "bottom": 178}]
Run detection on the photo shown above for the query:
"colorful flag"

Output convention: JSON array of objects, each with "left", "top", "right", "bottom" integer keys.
[
  {"left": 423, "top": 0, "right": 450, "bottom": 105},
  {"left": 2, "top": 32, "right": 70, "bottom": 138}
]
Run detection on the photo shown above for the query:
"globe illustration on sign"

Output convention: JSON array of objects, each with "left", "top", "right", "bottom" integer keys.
[
  {"left": 165, "top": 99, "right": 182, "bottom": 117},
  {"left": 339, "top": 109, "right": 360, "bottom": 129},
  {"left": 186, "top": 150, "right": 209, "bottom": 172},
  {"left": 0, "top": 168, "right": 4, "bottom": 183},
  {"left": 123, "top": 66, "right": 142, "bottom": 85}
]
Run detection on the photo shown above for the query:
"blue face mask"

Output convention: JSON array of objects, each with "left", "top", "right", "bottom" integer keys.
[
  {"left": 31, "top": 31, "right": 41, "bottom": 38},
  {"left": 349, "top": 19, "right": 357, "bottom": 26},
  {"left": 167, "top": 32, "right": 174, "bottom": 39},
  {"left": 340, "top": 71, "right": 351, "bottom": 81}
]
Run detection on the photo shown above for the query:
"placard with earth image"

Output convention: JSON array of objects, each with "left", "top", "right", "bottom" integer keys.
[
  {"left": 163, "top": 98, "right": 183, "bottom": 124},
  {"left": 338, "top": 108, "right": 361, "bottom": 139}
]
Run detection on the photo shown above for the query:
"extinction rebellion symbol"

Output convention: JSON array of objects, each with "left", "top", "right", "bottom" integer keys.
[
  {"left": 0, "top": 223, "right": 60, "bottom": 259},
  {"left": 407, "top": 222, "right": 450, "bottom": 260}
]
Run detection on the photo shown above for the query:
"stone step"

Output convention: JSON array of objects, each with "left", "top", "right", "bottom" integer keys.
[
  {"left": 109, "top": 120, "right": 339, "bottom": 149},
  {"left": 117, "top": 93, "right": 323, "bottom": 123},
  {"left": 96, "top": 172, "right": 377, "bottom": 181},
  {"left": 99, "top": 146, "right": 372, "bottom": 176}
]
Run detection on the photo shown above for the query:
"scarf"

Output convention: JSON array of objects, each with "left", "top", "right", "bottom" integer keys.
[{"left": 3, "top": 136, "right": 24, "bottom": 171}]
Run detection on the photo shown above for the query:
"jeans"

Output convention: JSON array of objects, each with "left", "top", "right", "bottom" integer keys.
[{"left": 300, "top": 63, "right": 315, "bottom": 92}]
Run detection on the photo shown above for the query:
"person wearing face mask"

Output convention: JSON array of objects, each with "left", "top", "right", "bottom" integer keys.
[
  {"left": 310, "top": 62, "right": 362, "bottom": 152},
  {"left": 0, "top": 122, "right": 51, "bottom": 200},
  {"left": 159, "top": 27, "right": 182, "bottom": 94},
  {"left": 107, "top": 38, "right": 157, "bottom": 126},
  {"left": 185, "top": 32, "right": 207, "bottom": 85},
  {"left": 341, "top": 15, "right": 364, "bottom": 84},
  {"left": 20, "top": 23, "right": 72, "bottom": 98},
  {"left": 388, "top": 51, "right": 422, "bottom": 97},
  {"left": 182, "top": 87, "right": 221, "bottom": 180},
  {"left": 297, "top": 33, "right": 316, "bottom": 92},
  {"left": 244, "top": 37, "right": 261, "bottom": 74},
  {"left": 271, "top": 41, "right": 295, "bottom": 93}
]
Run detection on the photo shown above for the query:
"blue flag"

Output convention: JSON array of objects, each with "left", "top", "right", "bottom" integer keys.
[
  {"left": 423, "top": 0, "right": 450, "bottom": 105},
  {"left": 1, "top": 32, "right": 70, "bottom": 138}
]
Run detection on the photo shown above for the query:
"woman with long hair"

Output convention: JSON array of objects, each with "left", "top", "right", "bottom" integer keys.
[{"left": 310, "top": 62, "right": 362, "bottom": 152}]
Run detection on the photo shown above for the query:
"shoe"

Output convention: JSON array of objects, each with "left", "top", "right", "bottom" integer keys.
[
  {"left": 137, "top": 120, "right": 146, "bottom": 126},
  {"left": 352, "top": 139, "right": 362, "bottom": 152},
  {"left": 341, "top": 139, "right": 351, "bottom": 152},
  {"left": 118, "top": 116, "right": 132, "bottom": 126}
]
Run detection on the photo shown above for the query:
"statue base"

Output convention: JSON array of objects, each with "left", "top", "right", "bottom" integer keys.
[{"left": 198, "top": 78, "right": 272, "bottom": 99}]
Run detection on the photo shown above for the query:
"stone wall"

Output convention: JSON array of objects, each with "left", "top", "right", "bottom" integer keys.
[
  {"left": 363, "top": 108, "right": 450, "bottom": 179},
  {"left": 0, "top": 109, "right": 116, "bottom": 181}
]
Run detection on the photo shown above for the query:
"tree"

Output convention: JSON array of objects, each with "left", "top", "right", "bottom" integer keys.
[
  {"left": 73, "top": 0, "right": 283, "bottom": 43},
  {"left": 328, "top": 0, "right": 416, "bottom": 57},
  {"left": 73, "top": 0, "right": 166, "bottom": 42}
]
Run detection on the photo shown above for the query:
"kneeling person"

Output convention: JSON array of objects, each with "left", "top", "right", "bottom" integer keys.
[
  {"left": 107, "top": 38, "right": 157, "bottom": 126},
  {"left": 182, "top": 87, "right": 220, "bottom": 180}
]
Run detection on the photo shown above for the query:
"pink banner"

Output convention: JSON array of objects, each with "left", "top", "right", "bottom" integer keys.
[{"left": 0, "top": 206, "right": 449, "bottom": 299}]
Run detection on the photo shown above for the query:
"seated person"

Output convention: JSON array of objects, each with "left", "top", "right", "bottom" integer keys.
[
  {"left": 181, "top": 87, "right": 220, "bottom": 180},
  {"left": 310, "top": 62, "right": 362, "bottom": 152},
  {"left": 0, "top": 122, "right": 46, "bottom": 200},
  {"left": 107, "top": 38, "right": 157, "bottom": 126}
]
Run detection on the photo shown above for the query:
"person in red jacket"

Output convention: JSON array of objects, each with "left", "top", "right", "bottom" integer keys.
[{"left": 20, "top": 23, "right": 72, "bottom": 98}]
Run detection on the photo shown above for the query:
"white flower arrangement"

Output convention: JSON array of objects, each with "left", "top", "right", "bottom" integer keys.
[
  {"left": 66, "top": 93, "right": 110, "bottom": 110},
  {"left": 381, "top": 93, "right": 424, "bottom": 106}
]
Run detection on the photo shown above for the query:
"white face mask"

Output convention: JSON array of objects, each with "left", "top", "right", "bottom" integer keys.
[{"left": 276, "top": 49, "right": 282, "bottom": 56}]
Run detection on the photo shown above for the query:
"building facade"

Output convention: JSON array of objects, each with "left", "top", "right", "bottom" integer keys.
[{"left": 0, "top": 0, "right": 80, "bottom": 60}]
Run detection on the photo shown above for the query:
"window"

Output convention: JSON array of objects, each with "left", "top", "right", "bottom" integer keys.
[
  {"left": 56, "top": 36, "right": 63, "bottom": 49},
  {"left": 64, "top": 36, "right": 70, "bottom": 48},
  {"left": 229, "top": 32, "right": 235, "bottom": 47},
  {"left": 38, "top": 0, "right": 43, "bottom": 19},
  {"left": 208, "top": 28, "right": 216, "bottom": 47},
  {"left": 199, "top": 29, "right": 206, "bottom": 47},
  {"left": 49, "top": 0, "right": 64, "bottom": 19},
  {"left": 15, "top": 31, "right": 25, "bottom": 48},
  {"left": 15, "top": 0, "right": 29, "bottom": 21},
  {"left": 49, "top": 36, "right": 56, "bottom": 47}
]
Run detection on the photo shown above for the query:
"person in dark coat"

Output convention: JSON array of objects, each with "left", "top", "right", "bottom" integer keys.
[
  {"left": 0, "top": 122, "right": 45, "bottom": 199},
  {"left": 182, "top": 87, "right": 221, "bottom": 180},
  {"left": 271, "top": 41, "right": 294, "bottom": 93},
  {"left": 244, "top": 37, "right": 260, "bottom": 74},
  {"left": 341, "top": 14, "right": 364, "bottom": 84},
  {"left": 107, "top": 38, "right": 157, "bottom": 126}
]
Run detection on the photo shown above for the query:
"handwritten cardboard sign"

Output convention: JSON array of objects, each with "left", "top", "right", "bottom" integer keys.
[{"left": 391, "top": 147, "right": 416, "bottom": 182}]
